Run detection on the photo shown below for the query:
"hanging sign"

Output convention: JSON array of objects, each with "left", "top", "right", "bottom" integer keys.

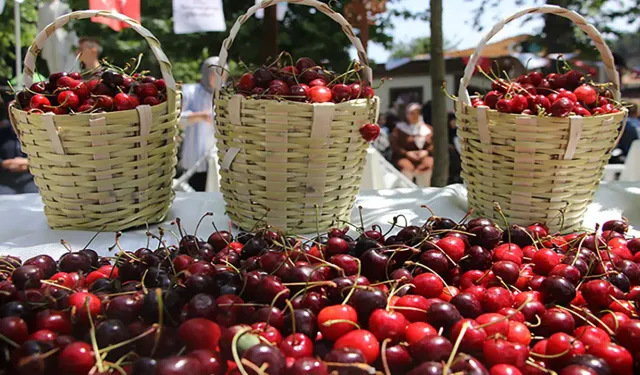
[
  {"left": 173, "top": 0, "right": 226, "bottom": 34},
  {"left": 255, "top": 0, "right": 287, "bottom": 21}
]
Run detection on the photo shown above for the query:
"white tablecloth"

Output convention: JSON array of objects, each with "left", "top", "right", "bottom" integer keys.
[{"left": 1, "top": 182, "right": 638, "bottom": 260}]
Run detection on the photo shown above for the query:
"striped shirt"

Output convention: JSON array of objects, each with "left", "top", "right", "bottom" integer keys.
[{"left": 179, "top": 83, "right": 216, "bottom": 173}]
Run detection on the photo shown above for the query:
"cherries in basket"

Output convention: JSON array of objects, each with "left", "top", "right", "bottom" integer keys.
[
  {"left": 231, "top": 54, "right": 375, "bottom": 104},
  {"left": 14, "top": 57, "right": 168, "bottom": 115},
  {"left": 471, "top": 65, "right": 624, "bottom": 117}
]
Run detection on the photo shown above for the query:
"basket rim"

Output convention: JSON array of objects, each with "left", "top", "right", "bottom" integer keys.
[
  {"left": 9, "top": 99, "right": 182, "bottom": 118},
  {"left": 455, "top": 100, "right": 629, "bottom": 120}
]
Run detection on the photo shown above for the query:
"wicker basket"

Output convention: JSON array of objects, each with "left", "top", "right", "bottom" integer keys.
[
  {"left": 9, "top": 10, "right": 180, "bottom": 231},
  {"left": 455, "top": 5, "right": 628, "bottom": 232},
  {"left": 214, "top": 0, "right": 379, "bottom": 234}
]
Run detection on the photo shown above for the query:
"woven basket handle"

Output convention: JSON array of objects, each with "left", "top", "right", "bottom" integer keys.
[
  {"left": 458, "top": 5, "right": 621, "bottom": 105},
  {"left": 214, "top": 0, "right": 372, "bottom": 99},
  {"left": 23, "top": 10, "right": 177, "bottom": 112}
]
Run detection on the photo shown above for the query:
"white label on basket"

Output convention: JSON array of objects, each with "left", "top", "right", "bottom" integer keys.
[
  {"left": 221, "top": 147, "right": 241, "bottom": 170},
  {"left": 563, "top": 116, "right": 583, "bottom": 160},
  {"left": 43, "top": 114, "right": 65, "bottom": 155},
  {"left": 229, "top": 95, "right": 242, "bottom": 125}
]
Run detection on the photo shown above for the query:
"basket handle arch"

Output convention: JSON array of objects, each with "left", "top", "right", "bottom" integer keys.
[
  {"left": 214, "top": 0, "right": 372, "bottom": 99},
  {"left": 458, "top": 5, "right": 621, "bottom": 105},
  {"left": 22, "top": 10, "right": 177, "bottom": 112}
]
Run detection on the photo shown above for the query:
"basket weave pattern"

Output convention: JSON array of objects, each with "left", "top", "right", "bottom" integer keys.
[
  {"left": 9, "top": 10, "right": 180, "bottom": 231},
  {"left": 456, "top": 106, "right": 626, "bottom": 230},
  {"left": 455, "top": 5, "right": 628, "bottom": 231},
  {"left": 215, "top": 98, "right": 378, "bottom": 233},
  {"left": 213, "top": 0, "right": 379, "bottom": 233}
]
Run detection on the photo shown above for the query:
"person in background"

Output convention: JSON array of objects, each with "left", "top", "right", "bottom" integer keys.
[
  {"left": 76, "top": 37, "right": 102, "bottom": 72},
  {"left": 385, "top": 102, "right": 399, "bottom": 133},
  {"left": 0, "top": 96, "right": 37, "bottom": 194},
  {"left": 610, "top": 102, "right": 639, "bottom": 164},
  {"left": 390, "top": 103, "right": 434, "bottom": 187},
  {"left": 179, "top": 57, "right": 226, "bottom": 191},
  {"left": 447, "top": 112, "right": 463, "bottom": 184}
]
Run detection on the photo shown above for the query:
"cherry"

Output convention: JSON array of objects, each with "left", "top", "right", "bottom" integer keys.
[
  {"left": 407, "top": 361, "right": 444, "bottom": 375},
  {"left": 551, "top": 97, "right": 575, "bottom": 117},
  {"left": 29, "top": 94, "right": 51, "bottom": 110},
  {"left": 308, "top": 85, "right": 332, "bottom": 103},
  {"left": 325, "top": 347, "right": 367, "bottom": 374},
  {"left": 291, "top": 357, "right": 328, "bottom": 375},
  {"left": 476, "top": 312, "right": 510, "bottom": 338},
  {"left": 360, "top": 123, "right": 381, "bottom": 142},
  {"left": 114, "top": 92, "right": 139, "bottom": 111},
  {"left": 187, "top": 293, "right": 218, "bottom": 320},
  {"left": 242, "top": 344, "right": 286, "bottom": 375},
  {"left": 237, "top": 72, "right": 255, "bottom": 92},
  {"left": 470, "top": 225, "right": 502, "bottom": 249},
  {"left": 283, "top": 308, "right": 317, "bottom": 340},
  {"left": 450, "top": 293, "right": 482, "bottom": 318},
  {"left": 436, "top": 236, "right": 466, "bottom": 262},
  {"left": 558, "top": 89, "right": 578, "bottom": 103},
  {"left": 410, "top": 334, "right": 453, "bottom": 362},
  {"left": 318, "top": 305, "right": 358, "bottom": 341},
  {"left": 156, "top": 356, "right": 203, "bottom": 375},
  {"left": 58, "top": 341, "right": 96, "bottom": 375},
  {"left": 496, "top": 98, "right": 514, "bottom": 113},
  {"left": 12, "top": 265, "right": 43, "bottom": 290},
  {"left": 368, "top": 308, "right": 407, "bottom": 342},
  {"left": 0, "top": 316, "right": 28, "bottom": 345},
  {"left": 493, "top": 260, "right": 520, "bottom": 284},
  {"left": 511, "top": 94, "right": 529, "bottom": 113},
  {"left": 615, "top": 320, "right": 640, "bottom": 352},
  {"left": 349, "top": 287, "right": 386, "bottom": 320},
  {"left": 581, "top": 280, "right": 613, "bottom": 308},
  {"left": 279, "top": 333, "right": 313, "bottom": 359},
  {"left": 567, "top": 354, "right": 612, "bottom": 375},
  {"left": 420, "top": 249, "right": 450, "bottom": 275},
  {"left": 532, "top": 248, "right": 561, "bottom": 275},
  {"left": 34, "top": 310, "right": 72, "bottom": 335},
  {"left": 481, "top": 287, "right": 513, "bottom": 313},
  {"left": 587, "top": 343, "right": 633, "bottom": 375},
  {"left": 483, "top": 338, "right": 529, "bottom": 368},
  {"left": 289, "top": 84, "right": 309, "bottom": 101},
  {"left": 334, "top": 329, "right": 380, "bottom": 364},
  {"left": 332, "top": 83, "right": 352, "bottom": 102},
  {"left": 460, "top": 246, "right": 492, "bottom": 271},
  {"left": 491, "top": 364, "right": 523, "bottom": 375},
  {"left": 540, "top": 307, "right": 575, "bottom": 335},
  {"left": 541, "top": 275, "right": 576, "bottom": 305},
  {"left": 483, "top": 91, "right": 502, "bottom": 108},
  {"left": 451, "top": 318, "right": 487, "bottom": 353},
  {"left": 24, "top": 255, "right": 56, "bottom": 279},
  {"left": 59, "top": 252, "right": 92, "bottom": 273},
  {"left": 189, "top": 350, "right": 226, "bottom": 375},
  {"left": 427, "top": 301, "right": 462, "bottom": 333}
]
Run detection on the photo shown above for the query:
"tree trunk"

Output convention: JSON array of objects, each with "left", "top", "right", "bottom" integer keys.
[
  {"left": 262, "top": 6, "right": 279, "bottom": 62},
  {"left": 429, "top": 0, "right": 449, "bottom": 187}
]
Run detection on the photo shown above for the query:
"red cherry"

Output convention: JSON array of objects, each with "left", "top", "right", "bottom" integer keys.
[
  {"left": 252, "top": 322, "right": 282, "bottom": 345},
  {"left": 476, "top": 313, "right": 509, "bottom": 337},
  {"left": 481, "top": 287, "right": 514, "bottom": 312},
  {"left": 349, "top": 83, "right": 363, "bottom": 99},
  {"left": 0, "top": 317, "right": 29, "bottom": 345},
  {"left": 528, "top": 71, "right": 544, "bottom": 86},
  {"left": 57, "top": 76, "right": 77, "bottom": 88},
  {"left": 96, "top": 95, "right": 114, "bottom": 111},
  {"left": 550, "top": 97, "right": 574, "bottom": 117},
  {"left": 318, "top": 305, "right": 358, "bottom": 341},
  {"left": 308, "top": 86, "right": 332, "bottom": 103},
  {"left": 404, "top": 321, "right": 437, "bottom": 346},
  {"left": 484, "top": 91, "right": 502, "bottom": 109},
  {"left": 368, "top": 308, "right": 407, "bottom": 342},
  {"left": 361, "top": 85, "right": 375, "bottom": 98},
  {"left": 558, "top": 89, "right": 578, "bottom": 103},
  {"left": 59, "top": 341, "right": 96, "bottom": 375},
  {"left": 581, "top": 280, "right": 613, "bottom": 308},
  {"left": 114, "top": 93, "right": 139, "bottom": 111},
  {"left": 30, "top": 94, "right": 51, "bottom": 109},
  {"left": 574, "top": 84, "right": 597, "bottom": 105},
  {"left": 546, "top": 333, "right": 585, "bottom": 363},
  {"left": 529, "top": 95, "right": 551, "bottom": 114},
  {"left": 331, "top": 83, "right": 352, "bottom": 103},
  {"left": 532, "top": 248, "right": 560, "bottom": 275},
  {"left": 334, "top": 329, "right": 380, "bottom": 364},
  {"left": 289, "top": 84, "right": 309, "bottom": 102},
  {"left": 451, "top": 318, "right": 487, "bottom": 353},
  {"left": 279, "top": 333, "right": 313, "bottom": 359},
  {"left": 494, "top": 243, "right": 524, "bottom": 265},
  {"left": 68, "top": 292, "right": 101, "bottom": 323},
  {"left": 359, "top": 123, "right": 380, "bottom": 142},
  {"left": 548, "top": 73, "right": 568, "bottom": 89},
  {"left": 482, "top": 338, "right": 529, "bottom": 368},
  {"left": 72, "top": 82, "right": 91, "bottom": 98},
  {"left": 511, "top": 94, "right": 529, "bottom": 113},
  {"left": 308, "top": 78, "right": 326, "bottom": 87},
  {"left": 496, "top": 98, "right": 513, "bottom": 113},
  {"left": 295, "top": 57, "right": 316, "bottom": 73},
  {"left": 490, "top": 364, "right": 523, "bottom": 375},
  {"left": 394, "top": 295, "right": 429, "bottom": 322},
  {"left": 436, "top": 236, "right": 466, "bottom": 263},
  {"left": 574, "top": 326, "right": 611, "bottom": 348},
  {"left": 281, "top": 65, "right": 300, "bottom": 75},
  {"left": 143, "top": 96, "right": 162, "bottom": 106},
  {"left": 587, "top": 343, "right": 633, "bottom": 375},
  {"left": 178, "top": 318, "right": 221, "bottom": 352},
  {"left": 573, "top": 105, "right": 591, "bottom": 116},
  {"left": 506, "top": 321, "right": 531, "bottom": 345},
  {"left": 135, "top": 82, "right": 159, "bottom": 97}
]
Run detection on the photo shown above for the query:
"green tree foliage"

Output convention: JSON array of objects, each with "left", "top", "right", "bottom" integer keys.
[
  {"left": 0, "top": 0, "right": 426, "bottom": 83},
  {"left": 390, "top": 37, "right": 431, "bottom": 59},
  {"left": 468, "top": 0, "right": 640, "bottom": 59}
]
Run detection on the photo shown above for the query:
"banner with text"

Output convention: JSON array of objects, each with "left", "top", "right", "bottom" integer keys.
[{"left": 173, "top": 0, "right": 226, "bottom": 34}]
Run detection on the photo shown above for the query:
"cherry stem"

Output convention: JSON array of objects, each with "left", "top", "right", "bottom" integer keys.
[
  {"left": 476, "top": 297, "right": 532, "bottom": 330},
  {"left": 381, "top": 338, "right": 392, "bottom": 375},
  {"left": 493, "top": 202, "right": 510, "bottom": 243},
  {"left": 315, "top": 204, "right": 321, "bottom": 244},
  {"left": 194, "top": 212, "right": 213, "bottom": 239},
  {"left": 445, "top": 321, "right": 469, "bottom": 373},
  {"left": 0, "top": 333, "right": 18, "bottom": 348},
  {"left": 341, "top": 258, "right": 362, "bottom": 305},
  {"left": 358, "top": 206, "right": 365, "bottom": 231},
  {"left": 525, "top": 314, "right": 542, "bottom": 328},
  {"left": 60, "top": 239, "right": 73, "bottom": 253},
  {"left": 421, "top": 204, "right": 436, "bottom": 217},
  {"left": 322, "top": 319, "right": 360, "bottom": 330},
  {"left": 404, "top": 262, "right": 452, "bottom": 290},
  {"left": 211, "top": 221, "right": 231, "bottom": 246},
  {"left": 525, "top": 360, "right": 555, "bottom": 374},
  {"left": 99, "top": 325, "right": 157, "bottom": 354},
  {"left": 150, "top": 288, "right": 164, "bottom": 357},
  {"left": 530, "top": 347, "right": 571, "bottom": 359},
  {"left": 85, "top": 297, "right": 105, "bottom": 372},
  {"left": 231, "top": 327, "right": 253, "bottom": 375},
  {"left": 323, "top": 362, "right": 377, "bottom": 375},
  {"left": 284, "top": 299, "right": 297, "bottom": 337}
]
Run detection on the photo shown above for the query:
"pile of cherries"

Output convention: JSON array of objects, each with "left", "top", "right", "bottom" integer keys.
[
  {"left": 471, "top": 68, "right": 624, "bottom": 117},
  {"left": 1, "top": 212, "right": 639, "bottom": 375},
  {"left": 232, "top": 56, "right": 375, "bottom": 104},
  {"left": 14, "top": 63, "right": 168, "bottom": 115}
]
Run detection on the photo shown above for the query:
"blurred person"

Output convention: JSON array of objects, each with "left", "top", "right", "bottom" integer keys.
[
  {"left": 390, "top": 103, "right": 434, "bottom": 187},
  {"left": 0, "top": 101, "right": 37, "bottom": 194},
  {"left": 610, "top": 102, "right": 639, "bottom": 164},
  {"left": 385, "top": 102, "right": 399, "bottom": 133},
  {"left": 76, "top": 37, "right": 102, "bottom": 71},
  {"left": 179, "top": 57, "right": 226, "bottom": 191},
  {"left": 447, "top": 112, "right": 462, "bottom": 184}
]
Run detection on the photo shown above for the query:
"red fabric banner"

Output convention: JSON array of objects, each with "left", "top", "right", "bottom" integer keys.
[{"left": 89, "top": 0, "right": 141, "bottom": 32}]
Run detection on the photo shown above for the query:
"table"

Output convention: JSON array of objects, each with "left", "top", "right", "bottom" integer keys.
[{"left": 1, "top": 182, "right": 638, "bottom": 260}]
